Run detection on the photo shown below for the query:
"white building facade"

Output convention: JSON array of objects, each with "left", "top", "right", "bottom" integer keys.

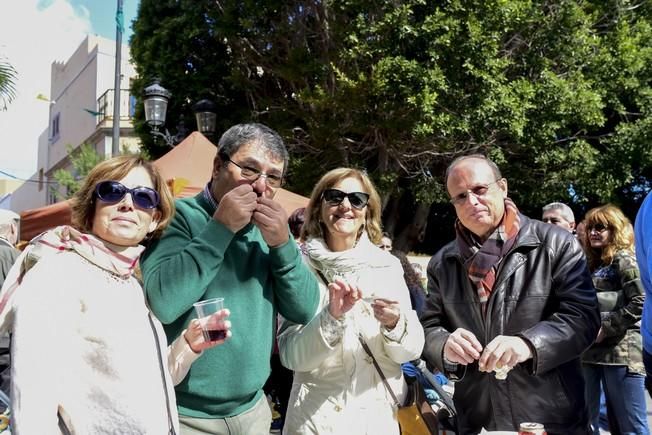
[{"left": 11, "top": 35, "right": 139, "bottom": 212}]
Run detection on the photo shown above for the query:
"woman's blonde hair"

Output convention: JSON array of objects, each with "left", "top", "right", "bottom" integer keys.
[
  {"left": 70, "top": 155, "right": 175, "bottom": 241},
  {"left": 582, "top": 203, "right": 634, "bottom": 270},
  {"left": 300, "top": 168, "right": 383, "bottom": 244}
]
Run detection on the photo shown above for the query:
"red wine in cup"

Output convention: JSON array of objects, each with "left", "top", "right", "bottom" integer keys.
[{"left": 203, "top": 329, "right": 227, "bottom": 341}]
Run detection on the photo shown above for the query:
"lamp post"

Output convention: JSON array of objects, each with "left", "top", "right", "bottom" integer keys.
[
  {"left": 112, "top": 0, "right": 123, "bottom": 156},
  {"left": 143, "top": 80, "right": 217, "bottom": 147},
  {"left": 192, "top": 99, "right": 218, "bottom": 137}
]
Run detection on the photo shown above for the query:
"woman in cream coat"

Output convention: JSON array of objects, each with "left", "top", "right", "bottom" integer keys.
[
  {"left": 8, "top": 156, "right": 231, "bottom": 434},
  {"left": 278, "top": 168, "right": 425, "bottom": 435}
]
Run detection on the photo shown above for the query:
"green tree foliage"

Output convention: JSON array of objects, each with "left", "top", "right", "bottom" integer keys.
[
  {"left": 0, "top": 56, "right": 17, "bottom": 110},
  {"left": 52, "top": 144, "right": 104, "bottom": 200},
  {"left": 130, "top": 0, "right": 248, "bottom": 155},
  {"left": 131, "top": 0, "right": 652, "bottom": 252}
]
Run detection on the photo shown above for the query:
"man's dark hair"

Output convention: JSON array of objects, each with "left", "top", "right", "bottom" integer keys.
[
  {"left": 288, "top": 207, "right": 306, "bottom": 239},
  {"left": 217, "top": 123, "right": 289, "bottom": 173}
]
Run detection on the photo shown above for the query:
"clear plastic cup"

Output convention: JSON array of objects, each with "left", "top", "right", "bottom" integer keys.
[{"left": 193, "top": 297, "right": 226, "bottom": 341}]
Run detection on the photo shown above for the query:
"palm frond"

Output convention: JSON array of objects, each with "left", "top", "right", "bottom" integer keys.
[{"left": 0, "top": 58, "right": 17, "bottom": 110}]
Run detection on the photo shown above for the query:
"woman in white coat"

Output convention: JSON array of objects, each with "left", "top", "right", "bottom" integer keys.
[
  {"left": 278, "top": 168, "right": 425, "bottom": 434},
  {"left": 8, "top": 156, "right": 231, "bottom": 434}
]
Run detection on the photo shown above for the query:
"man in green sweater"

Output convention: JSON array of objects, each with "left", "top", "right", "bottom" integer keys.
[{"left": 141, "top": 123, "right": 319, "bottom": 435}]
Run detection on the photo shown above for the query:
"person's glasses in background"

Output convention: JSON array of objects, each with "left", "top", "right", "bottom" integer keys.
[
  {"left": 588, "top": 223, "right": 609, "bottom": 233},
  {"left": 378, "top": 235, "right": 393, "bottom": 251}
]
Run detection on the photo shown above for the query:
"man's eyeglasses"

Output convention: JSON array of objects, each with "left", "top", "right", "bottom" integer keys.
[
  {"left": 449, "top": 179, "right": 501, "bottom": 206},
  {"left": 225, "top": 158, "right": 283, "bottom": 188},
  {"left": 322, "top": 189, "right": 370, "bottom": 210},
  {"left": 94, "top": 181, "right": 160, "bottom": 209},
  {"left": 588, "top": 223, "right": 609, "bottom": 233}
]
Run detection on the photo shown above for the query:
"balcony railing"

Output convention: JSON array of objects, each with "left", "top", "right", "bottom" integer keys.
[{"left": 96, "top": 89, "right": 135, "bottom": 125}]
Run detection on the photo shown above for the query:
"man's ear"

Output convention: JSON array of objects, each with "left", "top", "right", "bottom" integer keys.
[
  {"left": 498, "top": 178, "right": 508, "bottom": 197},
  {"left": 212, "top": 156, "right": 224, "bottom": 180}
]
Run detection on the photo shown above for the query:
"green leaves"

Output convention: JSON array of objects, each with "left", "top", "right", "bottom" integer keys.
[
  {"left": 0, "top": 56, "right": 17, "bottom": 111},
  {"left": 52, "top": 144, "right": 104, "bottom": 200},
  {"left": 131, "top": 0, "right": 652, "bottom": 250}
]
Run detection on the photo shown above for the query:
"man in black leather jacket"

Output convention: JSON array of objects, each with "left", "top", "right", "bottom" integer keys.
[{"left": 421, "top": 155, "right": 600, "bottom": 435}]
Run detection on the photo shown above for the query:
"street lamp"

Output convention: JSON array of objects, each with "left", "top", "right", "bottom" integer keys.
[
  {"left": 192, "top": 99, "right": 218, "bottom": 137},
  {"left": 143, "top": 80, "right": 217, "bottom": 147}
]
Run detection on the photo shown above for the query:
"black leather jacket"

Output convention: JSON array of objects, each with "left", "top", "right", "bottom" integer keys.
[{"left": 421, "top": 215, "right": 599, "bottom": 435}]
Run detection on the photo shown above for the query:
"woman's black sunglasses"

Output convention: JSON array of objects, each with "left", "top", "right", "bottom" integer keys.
[
  {"left": 588, "top": 223, "right": 609, "bottom": 233},
  {"left": 94, "top": 181, "right": 160, "bottom": 210},
  {"left": 322, "top": 189, "right": 370, "bottom": 210}
]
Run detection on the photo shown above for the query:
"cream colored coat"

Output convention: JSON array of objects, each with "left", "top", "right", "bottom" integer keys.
[
  {"left": 11, "top": 251, "right": 200, "bottom": 435},
  {"left": 278, "top": 255, "right": 425, "bottom": 435}
]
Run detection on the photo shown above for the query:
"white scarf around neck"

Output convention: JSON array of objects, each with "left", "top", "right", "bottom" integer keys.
[{"left": 305, "top": 232, "right": 393, "bottom": 283}]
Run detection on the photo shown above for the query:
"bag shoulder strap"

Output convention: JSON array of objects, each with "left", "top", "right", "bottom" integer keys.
[
  {"left": 58, "top": 410, "right": 72, "bottom": 435},
  {"left": 419, "top": 364, "right": 457, "bottom": 416},
  {"left": 357, "top": 334, "right": 400, "bottom": 407},
  {"left": 147, "top": 311, "right": 177, "bottom": 435},
  {"left": 315, "top": 269, "right": 328, "bottom": 286},
  {"left": 317, "top": 267, "right": 401, "bottom": 408}
]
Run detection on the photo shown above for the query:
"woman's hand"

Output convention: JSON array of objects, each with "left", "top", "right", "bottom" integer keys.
[
  {"left": 328, "top": 277, "right": 361, "bottom": 319},
  {"left": 371, "top": 298, "right": 400, "bottom": 329},
  {"left": 184, "top": 309, "right": 231, "bottom": 353}
]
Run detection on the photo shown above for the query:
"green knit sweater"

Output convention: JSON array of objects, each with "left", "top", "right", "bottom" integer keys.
[{"left": 141, "top": 192, "right": 319, "bottom": 418}]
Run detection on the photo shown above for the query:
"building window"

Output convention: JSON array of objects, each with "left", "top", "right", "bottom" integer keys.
[
  {"left": 50, "top": 113, "right": 61, "bottom": 143},
  {"left": 128, "top": 78, "right": 136, "bottom": 118},
  {"left": 129, "top": 94, "right": 136, "bottom": 117},
  {"left": 38, "top": 169, "right": 44, "bottom": 192},
  {"left": 47, "top": 187, "right": 57, "bottom": 205}
]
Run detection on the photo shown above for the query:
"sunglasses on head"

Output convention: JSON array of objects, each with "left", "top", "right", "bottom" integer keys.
[
  {"left": 322, "top": 189, "right": 370, "bottom": 210},
  {"left": 94, "top": 180, "right": 160, "bottom": 210}
]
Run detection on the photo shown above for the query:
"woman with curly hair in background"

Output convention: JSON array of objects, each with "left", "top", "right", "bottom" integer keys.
[{"left": 581, "top": 203, "right": 649, "bottom": 435}]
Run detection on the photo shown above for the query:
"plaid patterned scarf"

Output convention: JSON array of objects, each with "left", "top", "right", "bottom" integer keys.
[
  {"left": 455, "top": 198, "right": 521, "bottom": 315},
  {"left": 0, "top": 225, "right": 144, "bottom": 332}
]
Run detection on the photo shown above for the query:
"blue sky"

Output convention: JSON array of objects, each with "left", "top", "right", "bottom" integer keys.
[
  {"left": 0, "top": 0, "right": 141, "bottom": 182},
  {"left": 45, "top": 0, "right": 140, "bottom": 41},
  {"left": 69, "top": 0, "right": 140, "bottom": 41}
]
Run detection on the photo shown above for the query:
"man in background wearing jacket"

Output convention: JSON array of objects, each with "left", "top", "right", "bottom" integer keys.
[
  {"left": 421, "top": 154, "right": 599, "bottom": 434},
  {"left": 541, "top": 201, "right": 576, "bottom": 233}
]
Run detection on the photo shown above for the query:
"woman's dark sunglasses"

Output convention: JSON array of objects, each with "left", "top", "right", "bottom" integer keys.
[
  {"left": 588, "top": 223, "right": 609, "bottom": 233},
  {"left": 322, "top": 189, "right": 370, "bottom": 210},
  {"left": 94, "top": 181, "right": 160, "bottom": 210}
]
